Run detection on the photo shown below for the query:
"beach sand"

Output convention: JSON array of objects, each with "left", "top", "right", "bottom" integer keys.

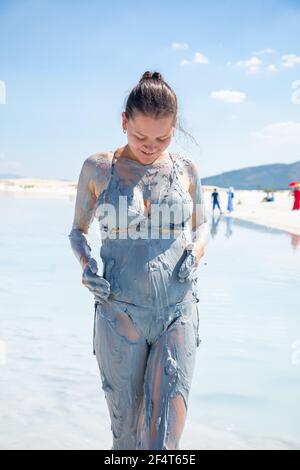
[
  {"left": 1, "top": 178, "right": 299, "bottom": 235},
  {"left": 0, "top": 178, "right": 77, "bottom": 196},
  {"left": 204, "top": 186, "right": 300, "bottom": 236}
]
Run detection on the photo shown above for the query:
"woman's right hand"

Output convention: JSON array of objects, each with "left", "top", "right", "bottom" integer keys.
[{"left": 82, "top": 258, "right": 111, "bottom": 304}]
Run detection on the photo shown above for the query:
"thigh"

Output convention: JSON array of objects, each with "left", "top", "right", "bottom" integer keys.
[
  {"left": 94, "top": 301, "right": 150, "bottom": 449},
  {"left": 137, "top": 302, "right": 200, "bottom": 449},
  {"left": 94, "top": 300, "right": 149, "bottom": 394}
]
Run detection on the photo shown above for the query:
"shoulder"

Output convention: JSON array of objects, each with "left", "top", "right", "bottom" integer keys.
[
  {"left": 172, "top": 153, "right": 202, "bottom": 183},
  {"left": 83, "top": 151, "right": 113, "bottom": 172},
  {"left": 81, "top": 151, "right": 114, "bottom": 195}
]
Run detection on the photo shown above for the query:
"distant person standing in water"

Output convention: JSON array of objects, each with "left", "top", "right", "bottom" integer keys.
[
  {"left": 211, "top": 188, "right": 222, "bottom": 214},
  {"left": 226, "top": 187, "right": 234, "bottom": 213},
  {"left": 292, "top": 184, "right": 300, "bottom": 210}
]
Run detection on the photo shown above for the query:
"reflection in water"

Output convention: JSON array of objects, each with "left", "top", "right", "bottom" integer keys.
[
  {"left": 225, "top": 216, "right": 234, "bottom": 239},
  {"left": 210, "top": 213, "right": 222, "bottom": 238},
  {"left": 209, "top": 214, "right": 234, "bottom": 240},
  {"left": 1, "top": 193, "right": 300, "bottom": 449},
  {"left": 288, "top": 232, "right": 300, "bottom": 251},
  {"left": 196, "top": 212, "right": 300, "bottom": 449},
  {"left": 209, "top": 212, "right": 300, "bottom": 251}
]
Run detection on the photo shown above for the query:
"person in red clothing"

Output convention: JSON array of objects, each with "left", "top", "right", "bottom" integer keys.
[{"left": 292, "top": 185, "right": 300, "bottom": 210}]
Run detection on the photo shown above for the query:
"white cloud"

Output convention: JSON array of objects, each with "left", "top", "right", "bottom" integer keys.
[
  {"left": 253, "top": 48, "right": 276, "bottom": 56},
  {"left": 236, "top": 56, "right": 263, "bottom": 74},
  {"left": 251, "top": 121, "right": 300, "bottom": 145},
  {"left": 291, "top": 80, "right": 300, "bottom": 105},
  {"left": 266, "top": 64, "right": 278, "bottom": 73},
  {"left": 210, "top": 90, "right": 246, "bottom": 103},
  {"left": 193, "top": 52, "right": 209, "bottom": 64},
  {"left": 171, "top": 42, "right": 189, "bottom": 50},
  {"left": 281, "top": 54, "right": 300, "bottom": 68},
  {"left": 180, "top": 51, "right": 209, "bottom": 67},
  {"left": 180, "top": 59, "right": 191, "bottom": 66}
]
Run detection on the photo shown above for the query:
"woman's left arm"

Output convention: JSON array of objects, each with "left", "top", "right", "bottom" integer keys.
[
  {"left": 178, "top": 159, "right": 210, "bottom": 282},
  {"left": 187, "top": 160, "right": 210, "bottom": 265}
]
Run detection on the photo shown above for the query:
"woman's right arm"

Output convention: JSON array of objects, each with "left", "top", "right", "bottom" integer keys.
[
  {"left": 68, "top": 154, "right": 111, "bottom": 304},
  {"left": 68, "top": 156, "right": 98, "bottom": 271}
]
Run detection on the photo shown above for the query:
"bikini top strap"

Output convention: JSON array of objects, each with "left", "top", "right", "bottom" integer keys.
[
  {"left": 169, "top": 152, "right": 178, "bottom": 184},
  {"left": 100, "top": 151, "right": 118, "bottom": 203},
  {"left": 109, "top": 150, "right": 119, "bottom": 174}
]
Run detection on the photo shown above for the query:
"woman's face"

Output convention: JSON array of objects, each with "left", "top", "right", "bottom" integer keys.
[{"left": 122, "top": 112, "right": 175, "bottom": 163}]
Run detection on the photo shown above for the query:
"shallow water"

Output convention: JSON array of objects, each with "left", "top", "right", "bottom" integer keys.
[
  {"left": 0, "top": 193, "right": 299, "bottom": 449},
  {"left": 193, "top": 214, "right": 300, "bottom": 449}
]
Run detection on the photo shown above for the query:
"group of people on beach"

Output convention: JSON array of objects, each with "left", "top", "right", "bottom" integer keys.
[
  {"left": 211, "top": 184, "right": 300, "bottom": 213},
  {"left": 211, "top": 187, "right": 235, "bottom": 214}
]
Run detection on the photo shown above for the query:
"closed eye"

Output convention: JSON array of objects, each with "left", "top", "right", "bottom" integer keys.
[{"left": 136, "top": 136, "right": 168, "bottom": 142}]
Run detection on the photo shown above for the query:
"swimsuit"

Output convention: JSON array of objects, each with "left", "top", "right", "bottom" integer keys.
[{"left": 92, "top": 150, "right": 202, "bottom": 449}]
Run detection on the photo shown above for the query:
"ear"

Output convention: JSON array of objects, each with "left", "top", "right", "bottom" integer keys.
[{"left": 121, "top": 112, "right": 127, "bottom": 125}]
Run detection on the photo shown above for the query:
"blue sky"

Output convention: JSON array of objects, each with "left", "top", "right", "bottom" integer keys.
[{"left": 0, "top": 0, "right": 300, "bottom": 179}]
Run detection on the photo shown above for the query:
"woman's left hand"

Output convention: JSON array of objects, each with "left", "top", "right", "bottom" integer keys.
[{"left": 177, "top": 242, "right": 205, "bottom": 282}]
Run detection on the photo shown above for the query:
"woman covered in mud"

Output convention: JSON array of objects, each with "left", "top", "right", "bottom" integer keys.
[{"left": 68, "top": 71, "right": 210, "bottom": 450}]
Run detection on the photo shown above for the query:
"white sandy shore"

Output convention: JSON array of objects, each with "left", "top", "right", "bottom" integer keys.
[
  {"left": 1, "top": 178, "right": 299, "bottom": 235},
  {"left": 0, "top": 178, "right": 77, "bottom": 196},
  {"left": 205, "top": 185, "right": 300, "bottom": 236}
]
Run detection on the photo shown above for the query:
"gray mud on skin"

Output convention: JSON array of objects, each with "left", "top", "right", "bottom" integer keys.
[{"left": 68, "top": 150, "right": 210, "bottom": 449}]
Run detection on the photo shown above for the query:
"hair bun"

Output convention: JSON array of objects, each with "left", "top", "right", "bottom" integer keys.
[
  {"left": 151, "top": 72, "right": 163, "bottom": 81},
  {"left": 140, "top": 71, "right": 163, "bottom": 83}
]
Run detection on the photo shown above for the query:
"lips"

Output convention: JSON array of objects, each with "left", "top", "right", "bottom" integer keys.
[{"left": 141, "top": 150, "right": 155, "bottom": 155}]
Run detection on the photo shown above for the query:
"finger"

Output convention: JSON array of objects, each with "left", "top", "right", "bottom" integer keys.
[
  {"left": 94, "top": 289, "right": 111, "bottom": 302},
  {"left": 178, "top": 256, "right": 191, "bottom": 279},
  {"left": 94, "top": 295, "right": 105, "bottom": 304},
  {"left": 97, "top": 277, "right": 111, "bottom": 289},
  {"left": 178, "top": 268, "right": 189, "bottom": 280},
  {"left": 83, "top": 275, "right": 110, "bottom": 291},
  {"left": 178, "top": 259, "right": 198, "bottom": 282},
  {"left": 94, "top": 279, "right": 111, "bottom": 295},
  {"left": 82, "top": 277, "right": 98, "bottom": 290},
  {"left": 178, "top": 260, "right": 188, "bottom": 275},
  {"left": 93, "top": 288, "right": 110, "bottom": 299},
  {"left": 82, "top": 277, "right": 108, "bottom": 296},
  {"left": 183, "top": 251, "right": 198, "bottom": 271}
]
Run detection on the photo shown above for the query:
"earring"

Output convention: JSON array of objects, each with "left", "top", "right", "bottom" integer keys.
[{"left": 123, "top": 129, "right": 127, "bottom": 134}]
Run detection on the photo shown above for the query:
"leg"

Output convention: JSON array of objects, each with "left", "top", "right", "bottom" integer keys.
[
  {"left": 94, "top": 301, "right": 149, "bottom": 450},
  {"left": 137, "top": 303, "right": 199, "bottom": 450}
]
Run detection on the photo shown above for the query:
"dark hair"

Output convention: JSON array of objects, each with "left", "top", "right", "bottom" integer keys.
[{"left": 123, "top": 70, "right": 201, "bottom": 148}]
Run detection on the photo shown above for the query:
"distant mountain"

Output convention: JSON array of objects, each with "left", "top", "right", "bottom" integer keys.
[
  {"left": 0, "top": 173, "right": 22, "bottom": 179},
  {"left": 202, "top": 161, "right": 300, "bottom": 190}
]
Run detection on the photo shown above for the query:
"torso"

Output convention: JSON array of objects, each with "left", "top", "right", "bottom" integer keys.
[
  {"left": 90, "top": 149, "right": 191, "bottom": 203},
  {"left": 89, "top": 149, "right": 198, "bottom": 308},
  {"left": 93, "top": 149, "right": 194, "bottom": 233}
]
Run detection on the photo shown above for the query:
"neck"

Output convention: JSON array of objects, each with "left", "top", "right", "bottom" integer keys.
[{"left": 116, "top": 145, "right": 168, "bottom": 166}]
